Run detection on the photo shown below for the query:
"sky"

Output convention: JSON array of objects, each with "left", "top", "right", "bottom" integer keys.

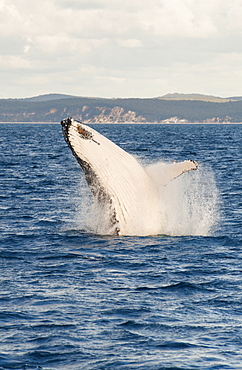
[{"left": 1, "top": 0, "right": 242, "bottom": 99}]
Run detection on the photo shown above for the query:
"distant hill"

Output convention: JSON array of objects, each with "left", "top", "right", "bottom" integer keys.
[
  {"left": 159, "top": 93, "right": 235, "bottom": 103},
  {"left": 17, "top": 93, "right": 107, "bottom": 102},
  {"left": 20, "top": 93, "right": 78, "bottom": 102},
  {"left": 227, "top": 96, "right": 242, "bottom": 101},
  {"left": 1, "top": 93, "right": 242, "bottom": 123}
]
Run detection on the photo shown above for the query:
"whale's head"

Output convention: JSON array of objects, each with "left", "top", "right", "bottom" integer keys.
[
  {"left": 61, "top": 117, "right": 102, "bottom": 163},
  {"left": 61, "top": 117, "right": 121, "bottom": 235},
  {"left": 61, "top": 117, "right": 97, "bottom": 148}
]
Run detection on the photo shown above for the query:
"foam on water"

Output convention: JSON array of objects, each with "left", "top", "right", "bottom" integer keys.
[{"left": 76, "top": 161, "right": 219, "bottom": 237}]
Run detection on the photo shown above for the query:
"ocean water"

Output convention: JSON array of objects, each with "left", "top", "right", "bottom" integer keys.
[{"left": 0, "top": 123, "right": 241, "bottom": 369}]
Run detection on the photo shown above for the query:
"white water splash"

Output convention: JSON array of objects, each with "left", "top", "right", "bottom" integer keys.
[
  {"left": 157, "top": 164, "right": 219, "bottom": 236},
  {"left": 76, "top": 162, "right": 219, "bottom": 237}
]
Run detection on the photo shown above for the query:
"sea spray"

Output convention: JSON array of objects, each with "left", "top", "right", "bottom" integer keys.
[
  {"left": 76, "top": 162, "right": 219, "bottom": 237},
  {"left": 158, "top": 164, "right": 219, "bottom": 236}
]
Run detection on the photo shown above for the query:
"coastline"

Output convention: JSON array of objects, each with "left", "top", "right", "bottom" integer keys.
[{"left": 1, "top": 121, "right": 242, "bottom": 125}]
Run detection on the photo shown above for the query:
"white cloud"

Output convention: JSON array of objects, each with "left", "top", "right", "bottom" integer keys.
[
  {"left": 0, "top": 55, "right": 31, "bottom": 69},
  {"left": 0, "top": 0, "right": 242, "bottom": 98},
  {"left": 117, "top": 39, "right": 143, "bottom": 48}
]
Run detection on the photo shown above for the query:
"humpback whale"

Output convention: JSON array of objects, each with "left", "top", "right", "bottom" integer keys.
[{"left": 61, "top": 117, "right": 198, "bottom": 236}]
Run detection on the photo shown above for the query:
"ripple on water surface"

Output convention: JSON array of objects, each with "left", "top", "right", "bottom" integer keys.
[{"left": 0, "top": 123, "right": 241, "bottom": 369}]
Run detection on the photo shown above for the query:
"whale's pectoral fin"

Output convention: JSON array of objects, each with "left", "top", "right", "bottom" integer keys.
[
  {"left": 167, "top": 160, "right": 198, "bottom": 180},
  {"left": 146, "top": 160, "right": 198, "bottom": 186}
]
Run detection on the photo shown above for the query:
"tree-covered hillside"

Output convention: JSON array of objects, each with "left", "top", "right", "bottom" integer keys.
[{"left": 1, "top": 95, "right": 242, "bottom": 123}]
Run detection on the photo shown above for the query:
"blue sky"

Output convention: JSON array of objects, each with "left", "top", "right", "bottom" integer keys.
[{"left": 1, "top": 0, "right": 242, "bottom": 98}]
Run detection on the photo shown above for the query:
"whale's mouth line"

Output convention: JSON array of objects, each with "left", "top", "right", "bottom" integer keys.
[{"left": 61, "top": 117, "right": 73, "bottom": 149}]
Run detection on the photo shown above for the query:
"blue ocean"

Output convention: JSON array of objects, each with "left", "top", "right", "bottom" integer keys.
[{"left": 0, "top": 123, "right": 241, "bottom": 370}]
